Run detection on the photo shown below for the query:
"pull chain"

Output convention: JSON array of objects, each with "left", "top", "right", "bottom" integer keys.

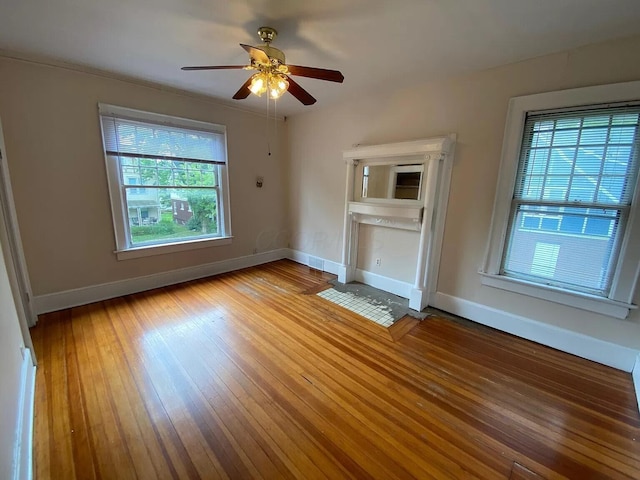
[
  {"left": 266, "top": 92, "right": 271, "bottom": 156},
  {"left": 273, "top": 97, "right": 277, "bottom": 157}
]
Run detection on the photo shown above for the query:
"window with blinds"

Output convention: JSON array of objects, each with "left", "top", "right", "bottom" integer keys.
[
  {"left": 502, "top": 104, "right": 640, "bottom": 295},
  {"left": 99, "top": 105, "right": 230, "bottom": 252}
]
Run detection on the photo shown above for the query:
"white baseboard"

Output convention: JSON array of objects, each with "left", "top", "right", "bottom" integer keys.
[
  {"left": 34, "top": 249, "right": 289, "bottom": 314},
  {"left": 286, "top": 249, "right": 414, "bottom": 298},
  {"left": 286, "top": 249, "right": 340, "bottom": 275},
  {"left": 354, "top": 269, "right": 412, "bottom": 299},
  {"left": 633, "top": 355, "right": 640, "bottom": 413},
  {"left": 432, "top": 292, "right": 639, "bottom": 372},
  {"left": 14, "top": 347, "right": 35, "bottom": 480}
]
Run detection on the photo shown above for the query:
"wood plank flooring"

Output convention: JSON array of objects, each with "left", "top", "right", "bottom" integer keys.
[{"left": 31, "top": 259, "right": 640, "bottom": 479}]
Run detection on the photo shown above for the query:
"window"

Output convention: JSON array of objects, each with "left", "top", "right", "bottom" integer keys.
[
  {"left": 482, "top": 81, "right": 640, "bottom": 319},
  {"left": 99, "top": 104, "right": 232, "bottom": 260},
  {"left": 504, "top": 105, "right": 639, "bottom": 294}
]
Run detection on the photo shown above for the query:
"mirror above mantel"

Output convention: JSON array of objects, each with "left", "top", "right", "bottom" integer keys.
[{"left": 354, "top": 155, "right": 425, "bottom": 204}]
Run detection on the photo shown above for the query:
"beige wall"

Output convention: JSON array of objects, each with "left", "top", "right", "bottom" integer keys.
[
  {"left": 287, "top": 35, "right": 640, "bottom": 350},
  {"left": 0, "top": 57, "right": 288, "bottom": 296}
]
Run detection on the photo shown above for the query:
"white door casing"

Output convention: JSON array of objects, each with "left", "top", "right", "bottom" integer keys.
[{"left": 0, "top": 118, "right": 37, "bottom": 332}]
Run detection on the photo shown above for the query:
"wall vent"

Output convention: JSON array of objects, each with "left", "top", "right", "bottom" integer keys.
[{"left": 308, "top": 256, "right": 324, "bottom": 271}]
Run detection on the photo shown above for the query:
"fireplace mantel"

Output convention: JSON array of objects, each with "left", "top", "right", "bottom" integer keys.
[
  {"left": 348, "top": 202, "right": 423, "bottom": 231},
  {"left": 339, "top": 135, "right": 456, "bottom": 311}
]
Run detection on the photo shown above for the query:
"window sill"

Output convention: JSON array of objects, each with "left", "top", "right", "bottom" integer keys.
[
  {"left": 115, "top": 236, "right": 232, "bottom": 260},
  {"left": 479, "top": 272, "right": 636, "bottom": 320}
]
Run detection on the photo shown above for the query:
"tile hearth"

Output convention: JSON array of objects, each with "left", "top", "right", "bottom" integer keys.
[{"left": 317, "top": 288, "right": 397, "bottom": 327}]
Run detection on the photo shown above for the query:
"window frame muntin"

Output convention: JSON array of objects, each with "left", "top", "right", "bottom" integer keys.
[
  {"left": 99, "top": 104, "right": 232, "bottom": 260},
  {"left": 481, "top": 81, "right": 640, "bottom": 319}
]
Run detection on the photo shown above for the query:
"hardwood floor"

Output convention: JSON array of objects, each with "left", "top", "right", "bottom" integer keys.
[{"left": 31, "top": 260, "right": 640, "bottom": 479}]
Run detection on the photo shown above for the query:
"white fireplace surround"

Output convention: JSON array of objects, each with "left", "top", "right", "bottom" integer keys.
[{"left": 339, "top": 135, "right": 456, "bottom": 311}]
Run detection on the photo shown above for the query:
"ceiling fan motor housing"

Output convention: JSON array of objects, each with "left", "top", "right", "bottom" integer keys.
[
  {"left": 256, "top": 27, "right": 285, "bottom": 65},
  {"left": 258, "top": 45, "right": 285, "bottom": 65}
]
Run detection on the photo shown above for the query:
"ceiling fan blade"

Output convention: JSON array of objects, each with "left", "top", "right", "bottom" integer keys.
[
  {"left": 232, "top": 77, "right": 254, "bottom": 100},
  {"left": 287, "top": 77, "right": 316, "bottom": 106},
  {"left": 286, "top": 65, "right": 344, "bottom": 83},
  {"left": 181, "top": 65, "right": 246, "bottom": 71},
  {"left": 240, "top": 44, "right": 270, "bottom": 64}
]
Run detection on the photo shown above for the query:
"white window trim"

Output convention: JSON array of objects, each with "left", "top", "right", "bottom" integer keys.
[
  {"left": 115, "top": 236, "right": 233, "bottom": 260},
  {"left": 482, "top": 81, "right": 640, "bottom": 319},
  {"left": 99, "top": 104, "right": 232, "bottom": 260}
]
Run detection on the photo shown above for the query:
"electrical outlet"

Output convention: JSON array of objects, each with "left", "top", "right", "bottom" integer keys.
[{"left": 375, "top": 258, "right": 381, "bottom": 266}]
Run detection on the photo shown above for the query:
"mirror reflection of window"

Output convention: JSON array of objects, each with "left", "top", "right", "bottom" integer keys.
[
  {"left": 367, "top": 165, "right": 391, "bottom": 198},
  {"left": 393, "top": 171, "right": 422, "bottom": 200},
  {"left": 361, "top": 164, "right": 423, "bottom": 200},
  {"left": 362, "top": 165, "right": 369, "bottom": 197}
]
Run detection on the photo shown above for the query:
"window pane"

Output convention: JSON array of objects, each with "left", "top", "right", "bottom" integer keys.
[
  {"left": 533, "top": 119, "right": 555, "bottom": 131},
  {"left": 120, "top": 158, "right": 217, "bottom": 188},
  {"left": 598, "top": 176, "right": 625, "bottom": 203},
  {"left": 126, "top": 187, "right": 219, "bottom": 245},
  {"left": 580, "top": 127, "right": 609, "bottom": 145},
  {"left": 583, "top": 116, "right": 610, "bottom": 127},
  {"left": 552, "top": 129, "right": 579, "bottom": 146},
  {"left": 568, "top": 176, "right": 596, "bottom": 202},
  {"left": 548, "top": 149, "right": 573, "bottom": 174},
  {"left": 139, "top": 167, "right": 158, "bottom": 185},
  {"left": 503, "top": 205, "right": 620, "bottom": 294},
  {"left": 555, "top": 118, "right": 581, "bottom": 129},
  {"left": 603, "top": 146, "right": 631, "bottom": 174},
  {"left": 542, "top": 176, "right": 569, "bottom": 200},
  {"left": 575, "top": 147, "right": 603, "bottom": 174},
  {"left": 609, "top": 126, "right": 636, "bottom": 144},
  {"left": 528, "top": 149, "right": 549, "bottom": 174},
  {"left": 519, "top": 176, "right": 544, "bottom": 199},
  {"left": 121, "top": 157, "right": 137, "bottom": 167},
  {"left": 612, "top": 113, "right": 639, "bottom": 125},
  {"left": 531, "top": 131, "right": 552, "bottom": 147}
]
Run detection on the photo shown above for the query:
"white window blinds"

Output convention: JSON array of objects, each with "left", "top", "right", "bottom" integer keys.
[
  {"left": 502, "top": 104, "right": 640, "bottom": 295},
  {"left": 100, "top": 115, "right": 226, "bottom": 165},
  {"left": 515, "top": 105, "right": 639, "bottom": 205}
]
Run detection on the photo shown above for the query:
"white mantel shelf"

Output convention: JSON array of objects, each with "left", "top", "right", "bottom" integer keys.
[
  {"left": 348, "top": 202, "right": 423, "bottom": 231},
  {"left": 343, "top": 137, "right": 454, "bottom": 160}
]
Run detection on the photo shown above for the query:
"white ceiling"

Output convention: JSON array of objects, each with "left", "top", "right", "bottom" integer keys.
[{"left": 2, "top": 0, "right": 640, "bottom": 116}]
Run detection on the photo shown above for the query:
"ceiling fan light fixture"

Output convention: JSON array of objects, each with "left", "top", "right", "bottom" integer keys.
[
  {"left": 269, "top": 74, "right": 289, "bottom": 100},
  {"left": 249, "top": 73, "right": 268, "bottom": 96}
]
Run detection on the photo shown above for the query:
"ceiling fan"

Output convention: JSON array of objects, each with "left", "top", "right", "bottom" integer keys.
[{"left": 181, "top": 27, "right": 344, "bottom": 106}]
